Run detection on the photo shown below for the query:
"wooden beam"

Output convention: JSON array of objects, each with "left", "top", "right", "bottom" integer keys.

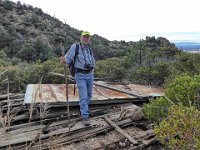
[{"left": 103, "top": 116, "right": 138, "bottom": 145}]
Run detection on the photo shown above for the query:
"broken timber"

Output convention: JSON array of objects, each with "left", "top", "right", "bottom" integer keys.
[
  {"left": 0, "top": 103, "right": 157, "bottom": 149},
  {"left": 0, "top": 80, "right": 163, "bottom": 149},
  {"left": 103, "top": 116, "right": 138, "bottom": 145}
]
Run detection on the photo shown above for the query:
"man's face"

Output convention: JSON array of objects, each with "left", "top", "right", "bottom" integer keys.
[{"left": 80, "top": 35, "right": 90, "bottom": 45}]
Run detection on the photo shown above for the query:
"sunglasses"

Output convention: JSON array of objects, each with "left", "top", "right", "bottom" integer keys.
[{"left": 82, "top": 35, "right": 90, "bottom": 39}]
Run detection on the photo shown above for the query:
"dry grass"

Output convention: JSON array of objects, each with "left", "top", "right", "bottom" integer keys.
[{"left": 0, "top": 75, "right": 58, "bottom": 150}]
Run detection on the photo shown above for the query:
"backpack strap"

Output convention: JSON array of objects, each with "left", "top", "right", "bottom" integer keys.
[
  {"left": 88, "top": 47, "right": 92, "bottom": 55},
  {"left": 73, "top": 43, "right": 79, "bottom": 64}
]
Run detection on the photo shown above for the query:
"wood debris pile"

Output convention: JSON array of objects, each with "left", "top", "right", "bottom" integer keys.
[{"left": 0, "top": 92, "right": 162, "bottom": 150}]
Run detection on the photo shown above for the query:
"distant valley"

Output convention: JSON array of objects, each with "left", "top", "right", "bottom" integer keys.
[
  {"left": 120, "top": 32, "right": 200, "bottom": 53},
  {"left": 173, "top": 41, "right": 200, "bottom": 53}
]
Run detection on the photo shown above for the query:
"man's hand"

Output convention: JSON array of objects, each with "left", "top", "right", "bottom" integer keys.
[{"left": 60, "top": 56, "right": 66, "bottom": 64}]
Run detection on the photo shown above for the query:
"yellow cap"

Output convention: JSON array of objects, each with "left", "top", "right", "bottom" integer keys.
[{"left": 81, "top": 31, "right": 90, "bottom": 36}]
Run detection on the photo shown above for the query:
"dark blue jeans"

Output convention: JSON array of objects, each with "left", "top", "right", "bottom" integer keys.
[{"left": 75, "top": 73, "right": 94, "bottom": 119}]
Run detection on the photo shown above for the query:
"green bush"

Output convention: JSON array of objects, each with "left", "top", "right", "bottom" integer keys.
[
  {"left": 0, "top": 58, "right": 66, "bottom": 93},
  {"left": 170, "top": 53, "right": 200, "bottom": 76},
  {"left": 154, "top": 104, "right": 200, "bottom": 150},
  {"left": 95, "top": 57, "right": 126, "bottom": 80},
  {"left": 129, "top": 62, "right": 171, "bottom": 86},
  {"left": 143, "top": 97, "right": 171, "bottom": 123},
  {"left": 3, "top": 0, "right": 13, "bottom": 10},
  {"left": 165, "top": 74, "right": 200, "bottom": 108},
  {"left": 23, "top": 58, "right": 63, "bottom": 84},
  {"left": 0, "top": 66, "right": 25, "bottom": 93}
]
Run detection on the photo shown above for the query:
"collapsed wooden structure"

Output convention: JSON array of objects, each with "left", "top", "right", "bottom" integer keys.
[{"left": 0, "top": 81, "right": 163, "bottom": 149}]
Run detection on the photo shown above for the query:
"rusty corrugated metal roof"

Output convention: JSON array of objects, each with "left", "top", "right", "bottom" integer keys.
[{"left": 24, "top": 82, "right": 163, "bottom": 104}]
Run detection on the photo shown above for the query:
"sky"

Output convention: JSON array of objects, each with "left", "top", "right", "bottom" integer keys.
[{"left": 11, "top": 0, "right": 200, "bottom": 42}]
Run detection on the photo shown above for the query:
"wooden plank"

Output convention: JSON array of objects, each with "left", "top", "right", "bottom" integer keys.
[
  {"left": 0, "top": 106, "right": 127, "bottom": 147},
  {"left": 25, "top": 98, "right": 148, "bottom": 107},
  {"left": 2, "top": 106, "right": 110, "bottom": 132},
  {"left": 2, "top": 118, "right": 150, "bottom": 150},
  {"left": 17, "top": 118, "right": 136, "bottom": 150},
  {"left": 0, "top": 98, "right": 24, "bottom": 104},
  {"left": 3, "top": 103, "right": 119, "bottom": 133},
  {"left": 142, "top": 137, "right": 157, "bottom": 145},
  {"left": 103, "top": 116, "right": 138, "bottom": 145},
  {"left": 0, "top": 128, "right": 42, "bottom": 147},
  {"left": 128, "top": 137, "right": 157, "bottom": 150},
  {"left": 0, "top": 93, "right": 24, "bottom": 100}
]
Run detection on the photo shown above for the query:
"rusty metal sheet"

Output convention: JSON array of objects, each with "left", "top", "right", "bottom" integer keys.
[
  {"left": 24, "top": 83, "right": 163, "bottom": 104},
  {"left": 111, "top": 84, "right": 164, "bottom": 97},
  {"left": 24, "top": 84, "right": 134, "bottom": 104}
]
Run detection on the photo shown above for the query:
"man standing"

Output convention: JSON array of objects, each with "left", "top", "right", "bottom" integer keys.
[{"left": 61, "top": 31, "right": 95, "bottom": 126}]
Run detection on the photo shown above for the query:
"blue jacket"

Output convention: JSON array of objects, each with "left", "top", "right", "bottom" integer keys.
[{"left": 64, "top": 43, "right": 95, "bottom": 70}]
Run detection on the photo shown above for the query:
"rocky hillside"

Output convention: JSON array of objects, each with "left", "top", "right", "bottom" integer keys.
[
  {"left": 0, "top": 0, "right": 138, "bottom": 61},
  {"left": 0, "top": 0, "right": 179, "bottom": 62}
]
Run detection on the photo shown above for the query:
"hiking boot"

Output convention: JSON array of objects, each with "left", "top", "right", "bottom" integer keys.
[{"left": 82, "top": 118, "right": 90, "bottom": 126}]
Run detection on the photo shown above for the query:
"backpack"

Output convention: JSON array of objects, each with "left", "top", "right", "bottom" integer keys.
[{"left": 68, "top": 43, "right": 79, "bottom": 77}]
